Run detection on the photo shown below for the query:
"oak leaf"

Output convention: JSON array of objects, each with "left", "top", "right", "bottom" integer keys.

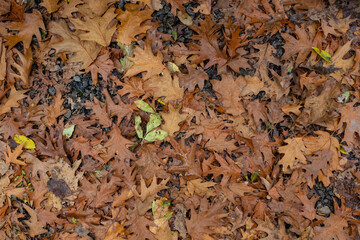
[
  {"left": 59, "top": 0, "right": 83, "bottom": 19},
  {"left": 237, "top": 75, "right": 264, "bottom": 97},
  {"left": 146, "top": 69, "right": 184, "bottom": 102},
  {"left": 167, "top": 137, "right": 202, "bottom": 178},
  {"left": 228, "top": 180, "right": 254, "bottom": 197},
  {"left": 212, "top": 74, "right": 245, "bottom": 117},
  {"left": 136, "top": 144, "right": 169, "bottom": 179},
  {"left": 7, "top": 48, "right": 33, "bottom": 87},
  {"left": 84, "top": 98, "right": 113, "bottom": 128},
  {"left": 302, "top": 150, "right": 333, "bottom": 187},
  {"left": 70, "top": 7, "right": 117, "bottom": 47},
  {"left": 338, "top": 103, "right": 360, "bottom": 146},
  {"left": 4, "top": 142, "right": 26, "bottom": 165},
  {"left": 171, "top": 17, "right": 227, "bottom": 69},
  {"left": 278, "top": 137, "right": 309, "bottom": 172},
  {"left": 125, "top": 39, "right": 165, "bottom": 80},
  {"left": 313, "top": 211, "right": 349, "bottom": 240},
  {"left": 42, "top": 92, "right": 67, "bottom": 126},
  {"left": 40, "top": 0, "right": 61, "bottom": 13},
  {"left": 23, "top": 204, "right": 47, "bottom": 237},
  {"left": 85, "top": 49, "right": 115, "bottom": 85},
  {"left": 101, "top": 126, "right": 134, "bottom": 162},
  {"left": 5, "top": 10, "right": 45, "bottom": 49},
  {"left": 205, "top": 132, "right": 238, "bottom": 153},
  {"left": 185, "top": 178, "right": 216, "bottom": 197},
  {"left": 203, "top": 153, "right": 242, "bottom": 185},
  {"left": 49, "top": 20, "right": 101, "bottom": 68},
  {"left": 118, "top": 76, "right": 152, "bottom": 100},
  {"left": 104, "top": 221, "right": 126, "bottom": 240},
  {"left": 178, "top": 63, "right": 209, "bottom": 92},
  {"left": 185, "top": 200, "right": 227, "bottom": 240},
  {"left": 0, "top": 87, "right": 27, "bottom": 116},
  {"left": 133, "top": 175, "right": 169, "bottom": 215},
  {"left": 149, "top": 198, "right": 177, "bottom": 240},
  {"left": 303, "top": 131, "right": 341, "bottom": 171},
  {"left": 125, "top": 210, "right": 156, "bottom": 240},
  {"left": 164, "top": 0, "right": 188, "bottom": 15},
  {"left": 116, "top": 3, "right": 153, "bottom": 45},
  {"left": 282, "top": 25, "right": 314, "bottom": 66},
  {"left": 77, "top": 0, "right": 117, "bottom": 17},
  {"left": 321, "top": 13, "right": 355, "bottom": 37},
  {"left": 254, "top": 216, "right": 290, "bottom": 240},
  {"left": 161, "top": 104, "right": 188, "bottom": 136}
]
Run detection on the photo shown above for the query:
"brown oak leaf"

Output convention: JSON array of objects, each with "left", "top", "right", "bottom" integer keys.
[
  {"left": 116, "top": 3, "right": 153, "bottom": 45},
  {"left": 0, "top": 87, "right": 27, "bottom": 116},
  {"left": 125, "top": 39, "right": 165, "bottom": 80},
  {"left": 338, "top": 103, "right": 360, "bottom": 146},
  {"left": 5, "top": 10, "right": 45, "bottom": 49},
  {"left": 161, "top": 104, "right": 188, "bottom": 136},
  {"left": 49, "top": 20, "right": 101, "bottom": 69},
  {"left": 70, "top": 7, "right": 117, "bottom": 47}
]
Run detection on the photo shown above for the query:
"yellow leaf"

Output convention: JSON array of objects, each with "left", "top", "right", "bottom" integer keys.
[
  {"left": 312, "top": 47, "right": 332, "bottom": 63},
  {"left": 13, "top": 134, "right": 36, "bottom": 149}
]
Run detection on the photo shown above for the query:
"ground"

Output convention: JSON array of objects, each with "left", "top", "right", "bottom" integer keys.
[{"left": 0, "top": 0, "right": 360, "bottom": 239}]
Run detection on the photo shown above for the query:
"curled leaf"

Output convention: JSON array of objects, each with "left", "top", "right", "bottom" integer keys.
[
  {"left": 144, "top": 129, "right": 168, "bottom": 142},
  {"left": 135, "top": 115, "right": 144, "bottom": 139},
  {"left": 13, "top": 134, "right": 36, "bottom": 149},
  {"left": 135, "top": 100, "right": 155, "bottom": 113}
]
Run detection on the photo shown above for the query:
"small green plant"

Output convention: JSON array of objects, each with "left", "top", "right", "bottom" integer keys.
[
  {"left": 134, "top": 100, "right": 168, "bottom": 143},
  {"left": 245, "top": 169, "right": 261, "bottom": 183}
]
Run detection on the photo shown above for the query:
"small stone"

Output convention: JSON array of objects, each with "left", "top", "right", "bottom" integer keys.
[
  {"left": 73, "top": 76, "right": 81, "bottom": 82},
  {"left": 48, "top": 86, "right": 56, "bottom": 96}
]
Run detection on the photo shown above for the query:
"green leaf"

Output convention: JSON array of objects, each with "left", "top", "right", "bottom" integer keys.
[
  {"left": 135, "top": 116, "right": 144, "bottom": 139},
  {"left": 171, "top": 30, "right": 177, "bottom": 41},
  {"left": 135, "top": 100, "right": 155, "bottom": 113},
  {"left": 312, "top": 47, "right": 332, "bottom": 63},
  {"left": 146, "top": 113, "right": 162, "bottom": 133},
  {"left": 144, "top": 129, "right": 168, "bottom": 142},
  {"left": 63, "top": 125, "right": 76, "bottom": 139}
]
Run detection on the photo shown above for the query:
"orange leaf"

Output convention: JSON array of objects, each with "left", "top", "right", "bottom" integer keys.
[{"left": 4, "top": 142, "right": 26, "bottom": 166}]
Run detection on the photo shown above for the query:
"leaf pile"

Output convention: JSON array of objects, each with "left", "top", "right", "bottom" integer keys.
[{"left": 1, "top": 0, "right": 360, "bottom": 239}]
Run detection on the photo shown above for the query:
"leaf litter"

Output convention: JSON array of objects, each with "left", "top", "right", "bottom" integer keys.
[{"left": 0, "top": 0, "right": 360, "bottom": 239}]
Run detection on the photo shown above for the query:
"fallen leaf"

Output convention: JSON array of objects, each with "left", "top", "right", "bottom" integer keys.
[
  {"left": 161, "top": 104, "right": 188, "bottom": 136},
  {"left": 125, "top": 39, "right": 165, "bottom": 80},
  {"left": 70, "top": 7, "right": 117, "bottom": 47}
]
